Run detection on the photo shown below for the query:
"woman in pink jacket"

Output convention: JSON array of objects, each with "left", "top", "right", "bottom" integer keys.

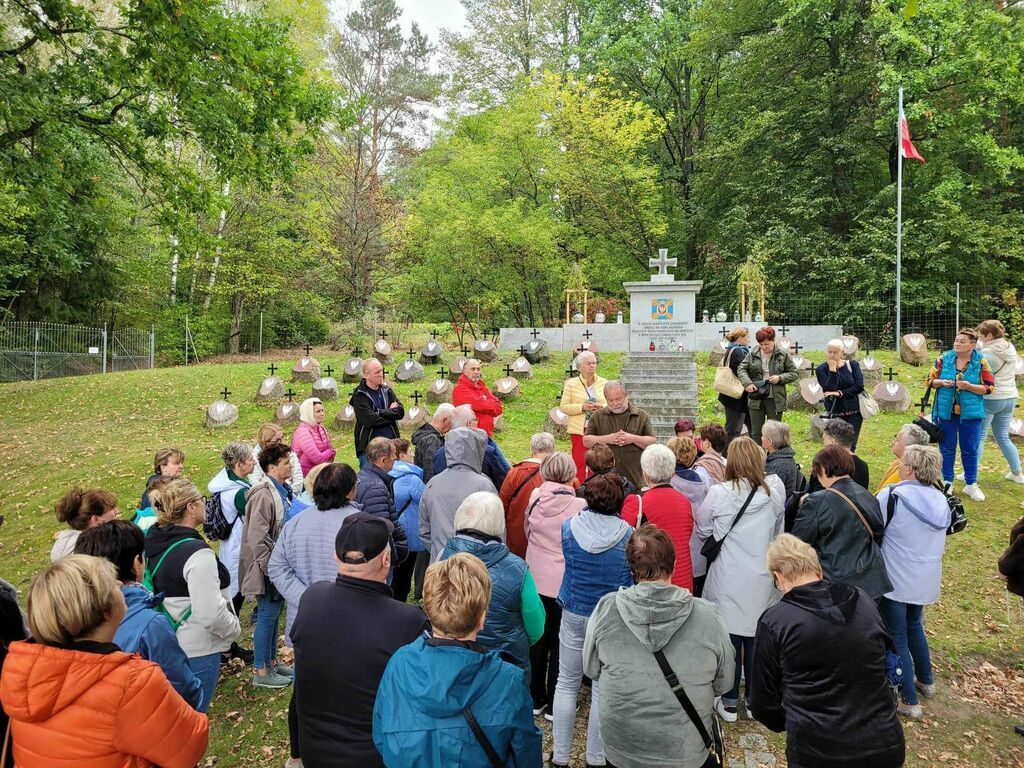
[
  {"left": 524, "top": 451, "right": 586, "bottom": 719},
  {"left": 292, "top": 398, "right": 336, "bottom": 477}
]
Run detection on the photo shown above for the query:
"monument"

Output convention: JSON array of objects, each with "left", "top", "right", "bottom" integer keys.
[
  {"left": 256, "top": 362, "right": 285, "bottom": 402},
  {"left": 206, "top": 387, "right": 239, "bottom": 428},
  {"left": 312, "top": 364, "right": 339, "bottom": 400},
  {"left": 292, "top": 343, "right": 321, "bottom": 383},
  {"left": 620, "top": 249, "right": 702, "bottom": 439},
  {"left": 396, "top": 348, "right": 425, "bottom": 382},
  {"left": 343, "top": 348, "right": 364, "bottom": 383},
  {"left": 275, "top": 388, "right": 300, "bottom": 425}
]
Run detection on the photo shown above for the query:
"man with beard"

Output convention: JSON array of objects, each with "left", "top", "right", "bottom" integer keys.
[{"left": 583, "top": 380, "right": 657, "bottom": 490}]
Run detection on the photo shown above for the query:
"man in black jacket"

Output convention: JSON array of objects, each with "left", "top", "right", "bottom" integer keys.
[
  {"left": 291, "top": 513, "right": 429, "bottom": 768},
  {"left": 351, "top": 358, "right": 404, "bottom": 468},
  {"left": 750, "top": 533, "right": 905, "bottom": 768},
  {"left": 412, "top": 403, "right": 454, "bottom": 483}
]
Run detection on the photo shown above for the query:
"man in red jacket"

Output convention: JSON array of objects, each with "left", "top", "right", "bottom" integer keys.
[{"left": 452, "top": 359, "right": 503, "bottom": 436}]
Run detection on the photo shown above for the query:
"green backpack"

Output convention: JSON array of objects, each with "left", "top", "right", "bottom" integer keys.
[{"left": 142, "top": 538, "right": 194, "bottom": 632}]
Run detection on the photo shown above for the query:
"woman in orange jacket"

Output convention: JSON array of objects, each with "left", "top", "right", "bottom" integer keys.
[{"left": 0, "top": 554, "right": 209, "bottom": 768}]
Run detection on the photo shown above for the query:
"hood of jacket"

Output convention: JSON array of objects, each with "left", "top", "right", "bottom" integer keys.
[
  {"left": 533, "top": 481, "right": 582, "bottom": 518},
  {"left": 782, "top": 580, "right": 860, "bottom": 626},
  {"left": 446, "top": 534, "right": 511, "bottom": 568},
  {"left": 887, "top": 480, "right": 949, "bottom": 528},
  {"left": 145, "top": 522, "right": 205, "bottom": 562},
  {"left": 121, "top": 583, "right": 161, "bottom": 615},
  {"left": 766, "top": 446, "right": 797, "bottom": 464},
  {"left": 387, "top": 636, "right": 510, "bottom": 720},
  {"left": 299, "top": 397, "right": 323, "bottom": 425},
  {"left": 52, "top": 529, "right": 79, "bottom": 552},
  {"left": 208, "top": 467, "right": 248, "bottom": 495},
  {"left": 0, "top": 642, "right": 131, "bottom": 722},
  {"left": 442, "top": 427, "right": 486, "bottom": 473},
  {"left": 569, "top": 510, "right": 632, "bottom": 554},
  {"left": 674, "top": 466, "right": 702, "bottom": 482},
  {"left": 613, "top": 581, "right": 692, "bottom": 653},
  {"left": 390, "top": 459, "right": 423, "bottom": 481},
  {"left": 983, "top": 337, "right": 1016, "bottom": 363}
]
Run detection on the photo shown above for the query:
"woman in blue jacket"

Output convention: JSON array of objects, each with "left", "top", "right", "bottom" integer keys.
[
  {"left": 373, "top": 553, "right": 542, "bottom": 767},
  {"left": 390, "top": 439, "right": 428, "bottom": 603},
  {"left": 816, "top": 339, "right": 866, "bottom": 450},
  {"left": 74, "top": 520, "right": 204, "bottom": 710}
]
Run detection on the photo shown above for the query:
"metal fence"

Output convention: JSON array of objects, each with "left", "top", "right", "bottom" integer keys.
[{"left": 0, "top": 322, "right": 154, "bottom": 383}]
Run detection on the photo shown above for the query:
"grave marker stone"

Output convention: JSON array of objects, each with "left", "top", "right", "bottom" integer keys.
[
  {"left": 511, "top": 355, "right": 533, "bottom": 380},
  {"left": 206, "top": 388, "right": 238, "bottom": 428},
  {"left": 275, "top": 387, "right": 300, "bottom": 424},
  {"left": 427, "top": 365, "right": 453, "bottom": 404},
  {"left": 312, "top": 364, "right": 339, "bottom": 400},
  {"left": 473, "top": 338, "right": 497, "bottom": 362},
  {"left": 343, "top": 348, "right": 364, "bottom": 383},
  {"left": 900, "top": 333, "right": 928, "bottom": 366},
  {"left": 256, "top": 362, "right": 286, "bottom": 402},
  {"left": 396, "top": 347, "right": 424, "bottom": 382},
  {"left": 873, "top": 371, "right": 911, "bottom": 412},
  {"left": 291, "top": 353, "right": 321, "bottom": 383},
  {"left": 373, "top": 330, "right": 393, "bottom": 363},
  {"left": 333, "top": 403, "right": 357, "bottom": 427}
]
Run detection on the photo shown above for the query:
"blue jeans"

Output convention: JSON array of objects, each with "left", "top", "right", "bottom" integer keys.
[
  {"left": 188, "top": 652, "right": 222, "bottom": 713},
  {"left": 254, "top": 594, "right": 283, "bottom": 671},
  {"left": 938, "top": 414, "right": 983, "bottom": 485},
  {"left": 979, "top": 397, "right": 1021, "bottom": 474},
  {"left": 724, "top": 634, "right": 754, "bottom": 707},
  {"left": 878, "top": 598, "right": 933, "bottom": 706}
]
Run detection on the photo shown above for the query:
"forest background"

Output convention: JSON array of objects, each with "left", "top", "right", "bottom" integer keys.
[{"left": 2, "top": 0, "right": 1022, "bottom": 360}]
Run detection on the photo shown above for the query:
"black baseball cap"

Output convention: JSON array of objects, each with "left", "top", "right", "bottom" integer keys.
[{"left": 335, "top": 512, "right": 393, "bottom": 564}]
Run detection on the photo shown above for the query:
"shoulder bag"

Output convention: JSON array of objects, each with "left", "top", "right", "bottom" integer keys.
[
  {"left": 463, "top": 705, "right": 506, "bottom": 768},
  {"left": 652, "top": 649, "right": 725, "bottom": 767},
  {"left": 885, "top": 488, "right": 967, "bottom": 537},
  {"left": 713, "top": 348, "right": 745, "bottom": 399},
  {"left": 700, "top": 485, "right": 758, "bottom": 566},
  {"left": 826, "top": 487, "right": 875, "bottom": 541}
]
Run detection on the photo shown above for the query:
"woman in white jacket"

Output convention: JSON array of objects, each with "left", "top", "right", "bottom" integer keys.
[
  {"left": 694, "top": 437, "right": 784, "bottom": 723},
  {"left": 977, "top": 320, "right": 1023, "bottom": 484},
  {"left": 145, "top": 478, "right": 241, "bottom": 712},
  {"left": 208, "top": 442, "right": 255, "bottom": 608},
  {"left": 875, "top": 445, "right": 950, "bottom": 720}
]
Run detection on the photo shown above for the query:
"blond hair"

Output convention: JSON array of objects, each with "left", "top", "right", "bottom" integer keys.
[
  {"left": 305, "top": 462, "right": 331, "bottom": 497},
  {"left": 766, "top": 534, "right": 822, "bottom": 582},
  {"left": 726, "top": 327, "right": 748, "bottom": 343},
  {"left": 151, "top": 478, "right": 203, "bottom": 525},
  {"left": 423, "top": 553, "right": 491, "bottom": 638},
  {"left": 256, "top": 423, "right": 284, "bottom": 449},
  {"left": 153, "top": 447, "right": 185, "bottom": 474},
  {"left": 540, "top": 452, "right": 576, "bottom": 484},
  {"left": 666, "top": 436, "right": 697, "bottom": 468},
  {"left": 27, "top": 554, "right": 119, "bottom": 644},
  {"left": 724, "top": 437, "right": 769, "bottom": 493}
]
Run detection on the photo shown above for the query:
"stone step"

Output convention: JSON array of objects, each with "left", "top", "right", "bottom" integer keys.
[
  {"left": 624, "top": 360, "right": 695, "bottom": 369},
  {"left": 629, "top": 393, "right": 698, "bottom": 404},
  {"left": 622, "top": 374, "right": 697, "bottom": 384}
]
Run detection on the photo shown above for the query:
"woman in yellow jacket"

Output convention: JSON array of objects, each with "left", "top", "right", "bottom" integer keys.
[{"left": 559, "top": 351, "right": 607, "bottom": 483}]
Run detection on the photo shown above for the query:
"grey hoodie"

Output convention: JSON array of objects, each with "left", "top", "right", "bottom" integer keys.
[
  {"left": 584, "top": 582, "right": 734, "bottom": 768},
  {"left": 569, "top": 510, "right": 632, "bottom": 554},
  {"left": 982, "top": 337, "right": 1020, "bottom": 400},
  {"left": 418, "top": 427, "right": 497, "bottom": 560}
]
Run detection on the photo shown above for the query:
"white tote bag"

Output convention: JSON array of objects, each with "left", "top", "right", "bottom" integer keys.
[{"left": 859, "top": 390, "right": 879, "bottom": 419}]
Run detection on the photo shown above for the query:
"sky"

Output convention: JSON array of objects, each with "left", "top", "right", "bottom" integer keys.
[{"left": 396, "top": 0, "right": 467, "bottom": 42}]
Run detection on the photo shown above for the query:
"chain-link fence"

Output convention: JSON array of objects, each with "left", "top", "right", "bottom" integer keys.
[
  {"left": 0, "top": 322, "right": 154, "bottom": 383},
  {"left": 698, "top": 284, "right": 1002, "bottom": 351}
]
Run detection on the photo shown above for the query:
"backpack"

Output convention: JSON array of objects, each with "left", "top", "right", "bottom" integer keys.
[
  {"left": 885, "top": 485, "right": 967, "bottom": 536},
  {"left": 203, "top": 493, "right": 234, "bottom": 541},
  {"left": 142, "top": 539, "right": 194, "bottom": 631}
]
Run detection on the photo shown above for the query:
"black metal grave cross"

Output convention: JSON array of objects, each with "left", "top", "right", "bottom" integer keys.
[
  {"left": 884, "top": 367, "right": 899, "bottom": 381},
  {"left": 430, "top": 329, "right": 439, "bottom": 339},
  {"left": 407, "top": 347, "right": 416, "bottom": 360},
  {"left": 379, "top": 329, "right": 389, "bottom": 340},
  {"left": 411, "top": 391, "right": 422, "bottom": 406},
  {"left": 518, "top": 345, "right": 528, "bottom": 357},
  {"left": 324, "top": 365, "right": 334, "bottom": 378},
  {"left": 719, "top": 326, "right": 728, "bottom": 337},
  {"left": 779, "top": 322, "right": 790, "bottom": 336},
  {"left": 790, "top": 342, "right": 803, "bottom": 356},
  {"left": 303, "top": 343, "right": 313, "bottom": 355},
  {"left": 582, "top": 329, "right": 593, "bottom": 340},
  {"left": 220, "top": 387, "right": 231, "bottom": 401},
  {"left": 530, "top": 329, "right": 541, "bottom": 340},
  {"left": 436, "top": 367, "right": 447, "bottom": 379},
  {"left": 503, "top": 364, "right": 514, "bottom": 377},
  {"left": 461, "top": 345, "right": 470, "bottom": 356},
  {"left": 285, "top": 388, "right": 295, "bottom": 402},
  {"left": 352, "top": 346, "right": 362, "bottom": 357},
  {"left": 267, "top": 363, "right": 278, "bottom": 376},
  {"left": 565, "top": 365, "right": 576, "bottom": 378}
]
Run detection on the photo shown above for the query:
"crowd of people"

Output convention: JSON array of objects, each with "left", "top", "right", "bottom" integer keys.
[{"left": 0, "top": 322, "right": 1021, "bottom": 768}]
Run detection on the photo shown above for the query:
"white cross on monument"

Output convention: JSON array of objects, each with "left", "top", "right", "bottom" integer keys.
[{"left": 648, "top": 248, "right": 677, "bottom": 283}]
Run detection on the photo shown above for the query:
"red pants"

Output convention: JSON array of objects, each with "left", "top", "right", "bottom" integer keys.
[{"left": 571, "top": 433, "right": 588, "bottom": 484}]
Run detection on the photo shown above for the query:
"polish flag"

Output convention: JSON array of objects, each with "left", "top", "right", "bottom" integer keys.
[{"left": 900, "top": 107, "right": 925, "bottom": 163}]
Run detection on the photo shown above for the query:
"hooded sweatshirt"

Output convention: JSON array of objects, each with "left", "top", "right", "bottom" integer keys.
[
  {"left": 390, "top": 460, "right": 426, "bottom": 552},
  {"left": 50, "top": 529, "right": 81, "bottom": 562},
  {"left": 981, "top": 337, "right": 1020, "bottom": 400},
  {"left": 524, "top": 481, "right": 586, "bottom": 597},
  {"left": 558, "top": 511, "right": 634, "bottom": 617},
  {"left": 373, "top": 636, "right": 542, "bottom": 768},
  {"left": 0, "top": 641, "right": 209, "bottom": 768},
  {"left": 876, "top": 480, "right": 949, "bottom": 605},
  {"left": 418, "top": 428, "right": 497, "bottom": 560},
  {"left": 749, "top": 581, "right": 905, "bottom": 768},
  {"left": 583, "top": 582, "right": 734, "bottom": 768}
]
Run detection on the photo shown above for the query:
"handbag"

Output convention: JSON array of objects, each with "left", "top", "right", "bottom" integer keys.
[
  {"left": 653, "top": 648, "right": 725, "bottom": 768},
  {"left": 858, "top": 390, "right": 879, "bottom": 419},
  {"left": 462, "top": 705, "right": 506, "bottom": 768},
  {"left": 713, "top": 348, "right": 745, "bottom": 399},
  {"left": 700, "top": 486, "right": 758, "bottom": 566},
  {"left": 747, "top": 379, "right": 771, "bottom": 400},
  {"left": 913, "top": 386, "right": 944, "bottom": 444}
]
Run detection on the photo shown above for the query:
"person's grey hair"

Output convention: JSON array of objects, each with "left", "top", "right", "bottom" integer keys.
[
  {"left": 762, "top": 420, "right": 791, "bottom": 449},
  {"left": 453, "top": 491, "right": 505, "bottom": 538},
  {"left": 898, "top": 423, "right": 931, "bottom": 447},
  {"left": 222, "top": 442, "right": 254, "bottom": 469},
  {"left": 365, "top": 437, "right": 395, "bottom": 463},
  {"left": 826, "top": 338, "right": 844, "bottom": 351},
  {"left": 433, "top": 402, "right": 455, "bottom": 421},
  {"left": 822, "top": 418, "right": 855, "bottom": 447},
  {"left": 901, "top": 444, "right": 943, "bottom": 487},
  {"left": 451, "top": 404, "right": 477, "bottom": 428},
  {"left": 604, "top": 379, "right": 627, "bottom": 397},
  {"left": 576, "top": 350, "right": 597, "bottom": 366},
  {"left": 540, "top": 452, "right": 576, "bottom": 484},
  {"left": 531, "top": 432, "right": 556, "bottom": 455},
  {"left": 640, "top": 444, "right": 676, "bottom": 485},
  {"left": 362, "top": 357, "right": 382, "bottom": 375},
  {"left": 465, "top": 358, "right": 481, "bottom": 367}
]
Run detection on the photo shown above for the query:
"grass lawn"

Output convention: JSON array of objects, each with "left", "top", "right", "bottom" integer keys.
[{"left": 0, "top": 339, "right": 1021, "bottom": 766}]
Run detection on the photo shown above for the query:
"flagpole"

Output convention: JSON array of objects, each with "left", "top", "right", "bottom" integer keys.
[{"left": 895, "top": 86, "right": 903, "bottom": 352}]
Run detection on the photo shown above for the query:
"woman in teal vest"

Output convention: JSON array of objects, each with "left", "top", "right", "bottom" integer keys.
[
  {"left": 439, "top": 492, "right": 545, "bottom": 672},
  {"left": 927, "top": 328, "right": 995, "bottom": 501}
]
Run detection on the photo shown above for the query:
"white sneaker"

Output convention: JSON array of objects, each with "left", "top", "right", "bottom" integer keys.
[
  {"left": 714, "top": 697, "right": 738, "bottom": 723},
  {"left": 1006, "top": 472, "right": 1024, "bottom": 485},
  {"left": 962, "top": 483, "right": 985, "bottom": 502}
]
